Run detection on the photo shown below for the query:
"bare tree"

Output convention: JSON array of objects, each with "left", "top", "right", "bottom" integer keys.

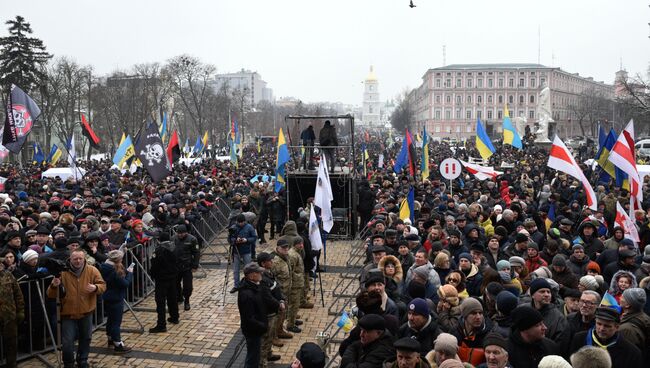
[
  {"left": 567, "top": 87, "right": 612, "bottom": 137},
  {"left": 391, "top": 89, "right": 415, "bottom": 132},
  {"left": 615, "top": 70, "right": 650, "bottom": 134}
]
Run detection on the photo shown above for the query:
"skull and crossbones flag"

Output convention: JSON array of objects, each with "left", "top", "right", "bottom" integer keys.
[
  {"left": 3, "top": 84, "right": 41, "bottom": 153},
  {"left": 134, "top": 120, "right": 171, "bottom": 183}
]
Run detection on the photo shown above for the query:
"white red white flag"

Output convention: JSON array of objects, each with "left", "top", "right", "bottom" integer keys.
[
  {"left": 615, "top": 201, "right": 640, "bottom": 244},
  {"left": 459, "top": 160, "right": 503, "bottom": 181},
  {"left": 608, "top": 119, "right": 642, "bottom": 214},
  {"left": 547, "top": 135, "right": 597, "bottom": 210}
]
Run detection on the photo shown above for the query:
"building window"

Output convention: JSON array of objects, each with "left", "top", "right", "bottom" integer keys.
[
  {"left": 529, "top": 110, "right": 535, "bottom": 119},
  {"left": 488, "top": 95, "right": 493, "bottom": 103},
  {"left": 467, "top": 79, "right": 473, "bottom": 88},
  {"left": 529, "top": 95, "right": 535, "bottom": 104},
  {"left": 477, "top": 95, "right": 482, "bottom": 104},
  {"left": 508, "top": 95, "right": 514, "bottom": 104},
  {"left": 498, "top": 95, "right": 503, "bottom": 104},
  {"left": 436, "top": 79, "right": 441, "bottom": 88},
  {"left": 487, "top": 110, "right": 493, "bottom": 119},
  {"left": 435, "top": 95, "right": 441, "bottom": 103},
  {"left": 446, "top": 95, "right": 451, "bottom": 103},
  {"left": 497, "top": 110, "right": 503, "bottom": 119},
  {"left": 498, "top": 78, "right": 504, "bottom": 88},
  {"left": 455, "top": 109, "right": 461, "bottom": 119},
  {"left": 456, "top": 78, "right": 462, "bottom": 87},
  {"left": 508, "top": 79, "right": 514, "bottom": 88},
  {"left": 467, "top": 125, "right": 473, "bottom": 133},
  {"left": 477, "top": 79, "right": 483, "bottom": 88},
  {"left": 477, "top": 110, "right": 482, "bottom": 119},
  {"left": 445, "top": 110, "right": 451, "bottom": 119},
  {"left": 435, "top": 125, "right": 441, "bottom": 132},
  {"left": 467, "top": 95, "right": 472, "bottom": 104},
  {"left": 435, "top": 110, "right": 441, "bottom": 120},
  {"left": 530, "top": 78, "right": 536, "bottom": 88},
  {"left": 456, "top": 125, "right": 462, "bottom": 133},
  {"left": 369, "top": 105, "right": 373, "bottom": 114},
  {"left": 456, "top": 96, "right": 461, "bottom": 104},
  {"left": 466, "top": 110, "right": 472, "bottom": 119},
  {"left": 540, "top": 77, "right": 546, "bottom": 85},
  {"left": 488, "top": 78, "right": 494, "bottom": 88},
  {"left": 519, "top": 95, "right": 524, "bottom": 104},
  {"left": 446, "top": 79, "right": 451, "bottom": 87},
  {"left": 519, "top": 78, "right": 525, "bottom": 87}
]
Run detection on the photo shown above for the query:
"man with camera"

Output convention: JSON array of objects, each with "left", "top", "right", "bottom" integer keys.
[
  {"left": 47, "top": 249, "right": 106, "bottom": 368},
  {"left": 229, "top": 214, "right": 258, "bottom": 293}
]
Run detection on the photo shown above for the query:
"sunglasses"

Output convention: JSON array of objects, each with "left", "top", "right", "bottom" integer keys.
[{"left": 448, "top": 278, "right": 460, "bottom": 283}]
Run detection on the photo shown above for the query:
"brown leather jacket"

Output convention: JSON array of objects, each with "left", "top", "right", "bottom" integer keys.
[{"left": 47, "top": 263, "right": 106, "bottom": 319}]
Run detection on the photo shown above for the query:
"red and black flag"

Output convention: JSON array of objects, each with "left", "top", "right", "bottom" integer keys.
[
  {"left": 81, "top": 114, "right": 101, "bottom": 149},
  {"left": 3, "top": 84, "right": 41, "bottom": 153},
  {"left": 166, "top": 130, "right": 181, "bottom": 167},
  {"left": 406, "top": 130, "right": 417, "bottom": 176},
  {"left": 393, "top": 129, "right": 417, "bottom": 176}
]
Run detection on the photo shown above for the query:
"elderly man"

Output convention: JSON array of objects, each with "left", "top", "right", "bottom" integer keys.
[
  {"left": 427, "top": 333, "right": 459, "bottom": 367},
  {"left": 384, "top": 337, "right": 429, "bottom": 368},
  {"left": 477, "top": 333, "right": 512, "bottom": 368},
  {"left": 570, "top": 307, "right": 642, "bottom": 368},
  {"left": 618, "top": 288, "right": 650, "bottom": 359},
  {"left": 525, "top": 278, "right": 569, "bottom": 347},
  {"left": 397, "top": 298, "right": 442, "bottom": 356},
  {"left": 360, "top": 243, "right": 387, "bottom": 288},
  {"left": 567, "top": 290, "right": 600, "bottom": 342},
  {"left": 47, "top": 249, "right": 106, "bottom": 368},
  {"left": 508, "top": 306, "right": 559, "bottom": 368},
  {"left": 340, "top": 314, "right": 395, "bottom": 367}
]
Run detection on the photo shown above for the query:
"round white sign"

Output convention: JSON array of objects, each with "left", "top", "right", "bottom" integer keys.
[{"left": 440, "top": 158, "right": 461, "bottom": 180}]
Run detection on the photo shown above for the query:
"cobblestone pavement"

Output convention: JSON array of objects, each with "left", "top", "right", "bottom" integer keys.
[{"left": 18, "top": 238, "right": 361, "bottom": 368}]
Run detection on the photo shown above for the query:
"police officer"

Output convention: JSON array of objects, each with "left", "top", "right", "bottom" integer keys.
[
  {"left": 286, "top": 236, "right": 305, "bottom": 333},
  {"left": 258, "top": 252, "right": 285, "bottom": 367},
  {"left": 173, "top": 224, "right": 199, "bottom": 311},
  {"left": 270, "top": 239, "right": 293, "bottom": 339},
  {"left": 0, "top": 254, "right": 24, "bottom": 368},
  {"left": 149, "top": 234, "right": 179, "bottom": 333}
]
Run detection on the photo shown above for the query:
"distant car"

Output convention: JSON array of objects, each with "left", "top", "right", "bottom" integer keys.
[{"left": 635, "top": 139, "right": 650, "bottom": 159}]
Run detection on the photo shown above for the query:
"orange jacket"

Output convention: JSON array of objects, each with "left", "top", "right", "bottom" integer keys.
[{"left": 47, "top": 264, "right": 106, "bottom": 319}]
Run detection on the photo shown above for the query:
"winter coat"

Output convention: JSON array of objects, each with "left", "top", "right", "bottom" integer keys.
[
  {"left": 452, "top": 317, "right": 493, "bottom": 366},
  {"left": 383, "top": 358, "right": 431, "bottom": 368},
  {"left": 149, "top": 241, "right": 178, "bottom": 282},
  {"left": 405, "top": 261, "right": 441, "bottom": 293},
  {"left": 288, "top": 247, "right": 305, "bottom": 288},
  {"left": 524, "top": 302, "right": 570, "bottom": 350},
  {"left": 567, "top": 254, "right": 591, "bottom": 277},
  {"left": 604, "top": 260, "right": 639, "bottom": 286},
  {"left": 573, "top": 221, "right": 605, "bottom": 259},
  {"left": 552, "top": 267, "right": 579, "bottom": 289},
  {"left": 479, "top": 218, "right": 494, "bottom": 238},
  {"left": 524, "top": 255, "right": 548, "bottom": 273},
  {"left": 270, "top": 251, "right": 292, "bottom": 295},
  {"left": 340, "top": 331, "right": 395, "bottom": 368},
  {"left": 508, "top": 330, "right": 559, "bottom": 368},
  {"left": 46, "top": 262, "right": 106, "bottom": 320},
  {"left": 609, "top": 270, "right": 638, "bottom": 300},
  {"left": 438, "top": 305, "right": 461, "bottom": 333},
  {"left": 398, "top": 252, "right": 415, "bottom": 273},
  {"left": 237, "top": 278, "right": 268, "bottom": 337},
  {"left": 566, "top": 311, "right": 594, "bottom": 344},
  {"left": 98, "top": 261, "right": 133, "bottom": 303},
  {"left": 485, "top": 250, "right": 508, "bottom": 271},
  {"left": 570, "top": 330, "right": 643, "bottom": 368},
  {"left": 619, "top": 310, "right": 650, "bottom": 357},
  {"left": 172, "top": 233, "right": 200, "bottom": 271},
  {"left": 462, "top": 264, "right": 483, "bottom": 297},
  {"left": 379, "top": 255, "right": 403, "bottom": 284},
  {"left": 228, "top": 221, "right": 257, "bottom": 255},
  {"left": 396, "top": 314, "right": 442, "bottom": 356}
]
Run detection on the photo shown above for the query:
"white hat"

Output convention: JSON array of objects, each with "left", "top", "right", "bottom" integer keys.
[{"left": 22, "top": 249, "right": 39, "bottom": 264}]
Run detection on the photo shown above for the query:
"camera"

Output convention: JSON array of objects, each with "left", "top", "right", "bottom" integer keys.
[{"left": 41, "top": 257, "right": 69, "bottom": 277}]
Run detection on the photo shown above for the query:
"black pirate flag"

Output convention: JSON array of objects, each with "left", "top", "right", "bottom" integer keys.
[
  {"left": 3, "top": 84, "right": 41, "bottom": 153},
  {"left": 134, "top": 120, "right": 170, "bottom": 183}
]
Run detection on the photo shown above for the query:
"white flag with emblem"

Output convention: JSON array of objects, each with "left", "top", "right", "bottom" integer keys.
[
  {"left": 314, "top": 154, "right": 334, "bottom": 232},
  {"left": 309, "top": 205, "right": 323, "bottom": 251}
]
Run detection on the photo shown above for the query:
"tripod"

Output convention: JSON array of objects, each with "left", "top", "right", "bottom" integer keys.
[{"left": 221, "top": 242, "right": 243, "bottom": 306}]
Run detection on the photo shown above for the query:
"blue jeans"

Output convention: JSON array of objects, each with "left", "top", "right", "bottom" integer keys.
[
  {"left": 233, "top": 251, "right": 252, "bottom": 288},
  {"left": 244, "top": 334, "right": 262, "bottom": 368},
  {"left": 61, "top": 314, "right": 93, "bottom": 367},
  {"left": 104, "top": 300, "right": 124, "bottom": 343}
]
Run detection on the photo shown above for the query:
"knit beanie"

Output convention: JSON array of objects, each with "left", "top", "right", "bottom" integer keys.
[
  {"left": 511, "top": 305, "right": 544, "bottom": 331},
  {"left": 586, "top": 261, "right": 601, "bottom": 274},
  {"left": 458, "top": 252, "right": 472, "bottom": 262},
  {"left": 552, "top": 254, "right": 567, "bottom": 267},
  {"left": 496, "top": 290, "right": 519, "bottom": 315},
  {"left": 459, "top": 297, "right": 483, "bottom": 318},
  {"left": 486, "top": 282, "right": 504, "bottom": 298},
  {"left": 437, "top": 284, "right": 460, "bottom": 306},
  {"left": 622, "top": 288, "right": 647, "bottom": 311},
  {"left": 413, "top": 265, "right": 430, "bottom": 281},
  {"left": 22, "top": 249, "right": 39, "bottom": 264},
  {"left": 496, "top": 260, "right": 511, "bottom": 271},
  {"left": 538, "top": 355, "right": 572, "bottom": 368},
  {"left": 579, "top": 275, "right": 599, "bottom": 291},
  {"left": 433, "top": 332, "right": 459, "bottom": 355},
  {"left": 529, "top": 277, "right": 552, "bottom": 296},
  {"left": 532, "top": 266, "right": 553, "bottom": 280},
  {"left": 408, "top": 298, "right": 430, "bottom": 316},
  {"left": 407, "top": 280, "right": 426, "bottom": 299}
]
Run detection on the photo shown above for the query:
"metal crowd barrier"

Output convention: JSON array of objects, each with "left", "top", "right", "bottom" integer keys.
[
  {"left": 189, "top": 198, "right": 232, "bottom": 278},
  {"left": 0, "top": 241, "right": 157, "bottom": 367}
]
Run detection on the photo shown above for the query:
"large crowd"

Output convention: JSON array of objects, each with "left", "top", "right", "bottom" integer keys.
[{"left": 1, "top": 123, "right": 650, "bottom": 368}]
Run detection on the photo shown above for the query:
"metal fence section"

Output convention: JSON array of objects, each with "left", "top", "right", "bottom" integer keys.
[{"left": 190, "top": 198, "right": 232, "bottom": 278}]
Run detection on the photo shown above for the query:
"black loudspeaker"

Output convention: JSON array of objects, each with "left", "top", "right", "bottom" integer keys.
[{"left": 286, "top": 172, "right": 357, "bottom": 239}]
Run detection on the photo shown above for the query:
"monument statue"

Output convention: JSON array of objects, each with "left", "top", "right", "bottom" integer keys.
[
  {"left": 512, "top": 116, "right": 527, "bottom": 139},
  {"left": 535, "top": 82, "right": 553, "bottom": 143}
]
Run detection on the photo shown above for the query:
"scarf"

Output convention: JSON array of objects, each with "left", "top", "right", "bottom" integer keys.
[{"left": 586, "top": 327, "right": 618, "bottom": 350}]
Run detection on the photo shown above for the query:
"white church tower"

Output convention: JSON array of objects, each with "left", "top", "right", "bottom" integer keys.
[{"left": 362, "top": 66, "right": 381, "bottom": 126}]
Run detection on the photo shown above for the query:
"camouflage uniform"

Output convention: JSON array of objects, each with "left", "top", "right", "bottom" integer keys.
[
  {"left": 270, "top": 248, "right": 291, "bottom": 335},
  {"left": 286, "top": 245, "right": 305, "bottom": 328},
  {"left": 0, "top": 269, "right": 25, "bottom": 368}
]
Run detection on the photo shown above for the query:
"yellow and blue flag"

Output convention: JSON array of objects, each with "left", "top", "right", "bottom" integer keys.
[
  {"left": 47, "top": 144, "right": 62, "bottom": 165},
  {"left": 275, "top": 128, "right": 290, "bottom": 192},
  {"left": 600, "top": 292, "right": 622, "bottom": 313},
  {"left": 113, "top": 134, "right": 135, "bottom": 168},
  {"left": 421, "top": 127, "right": 429, "bottom": 181},
  {"left": 337, "top": 311, "right": 354, "bottom": 333},
  {"left": 502, "top": 104, "right": 522, "bottom": 149},
  {"left": 32, "top": 143, "right": 45, "bottom": 165},
  {"left": 399, "top": 186, "right": 415, "bottom": 223},
  {"left": 476, "top": 118, "right": 496, "bottom": 160},
  {"left": 193, "top": 137, "right": 203, "bottom": 156},
  {"left": 545, "top": 203, "right": 556, "bottom": 231},
  {"left": 201, "top": 131, "right": 208, "bottom": 150}
]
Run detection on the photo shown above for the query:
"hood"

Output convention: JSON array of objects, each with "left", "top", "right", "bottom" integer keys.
[
  {"left": 378, "top": 254, "right": 403, "bottom": 283},
  {"left": 281, "top": 220, "right": 298, "bottom": 236},
  {"left": 609, "top": 270, "right": 638, "bottom": 295}
]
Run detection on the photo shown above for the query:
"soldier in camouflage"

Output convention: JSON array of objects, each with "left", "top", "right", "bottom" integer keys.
[
  {"left": 0, "top": 254, "right": 25, "bottom": 368},
  {"left": 270, "top": 238, "right": 293, "bottom": 340},
  {"left": 286, "top": 236, "right": 306, "bottom": 333}
]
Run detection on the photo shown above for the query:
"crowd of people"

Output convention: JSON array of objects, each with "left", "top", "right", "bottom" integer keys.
[{"left": 1, "top": 121, "right": 650, "bottom": 368}]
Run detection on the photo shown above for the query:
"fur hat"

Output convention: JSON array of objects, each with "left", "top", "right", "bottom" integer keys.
[{"left": 437, "top": 284, "right": 459, "bottom": 306}]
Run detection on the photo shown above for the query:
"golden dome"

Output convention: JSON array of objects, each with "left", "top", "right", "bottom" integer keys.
[{"left": 366, "top": 66, "right": 377, "bottom": 81}]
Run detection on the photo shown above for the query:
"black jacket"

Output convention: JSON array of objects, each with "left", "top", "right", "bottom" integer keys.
[
  {"left": 340, "top": 331, "right": 395, "bottom": 368},
  {"left": 396, "top": 314, "right": 442, "bottom": 356},
  {"left": 508, "top": 330, "right": 559, "bottom": 368},
  {"left": 149, "top": 241, "right": 178, "bottom": 282},
  {"left": 173, "top": 233, "right": 200, "bottom": 271},
  {"left": 237, "top": 278, "right": 268, "bottom": 337},
  {"left": 570, "top": 330, "right": 643, "bottom": 368},
  {"left": 260, "top": 270, "right": 284, "bottom": 314}
]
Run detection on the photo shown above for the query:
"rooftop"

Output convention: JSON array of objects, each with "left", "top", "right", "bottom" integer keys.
[{"left": 431, "top": 63, "right": 553, "bottom": 70}]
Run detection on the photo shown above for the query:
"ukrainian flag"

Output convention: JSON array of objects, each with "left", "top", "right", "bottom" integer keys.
[
  {"left": 275, "top": 128, "right": 290, "bottom": 192},
  {"left": 399, "top": 186, "right": 415, "bottom": 223},
  {"left": 502, "top": 104, "right": 522, "bottom": 149},
  {"left": 201, "top": 131, "right": 208, "bottom": 150},
  {"left": 32, "top": 143, "right": 45, "bottom": 165},
  {"left": 545, "top": 203, "right": 556, "bottom": 231},
  {"left": 596, "top": 128, "right": 617, "bottom": 180},
  {"left": 476, "top": 118, "right": 496, "bottom": 160},
  {"left": 600, "top": 292, "right": 622, "bottom": 313},
  {"left": 47, "top": 144, "right": 62, "bottom": 165},
  {"left": 113, "top": 134, "right": 135, "bottom": 168},
  {"left": 421, "top": 127, "right": 429, "bottom": 181}
]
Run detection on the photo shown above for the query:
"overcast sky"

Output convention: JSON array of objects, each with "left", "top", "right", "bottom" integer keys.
[{"left": 5, "top": 0, "right": 650, "bottom": 105}]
